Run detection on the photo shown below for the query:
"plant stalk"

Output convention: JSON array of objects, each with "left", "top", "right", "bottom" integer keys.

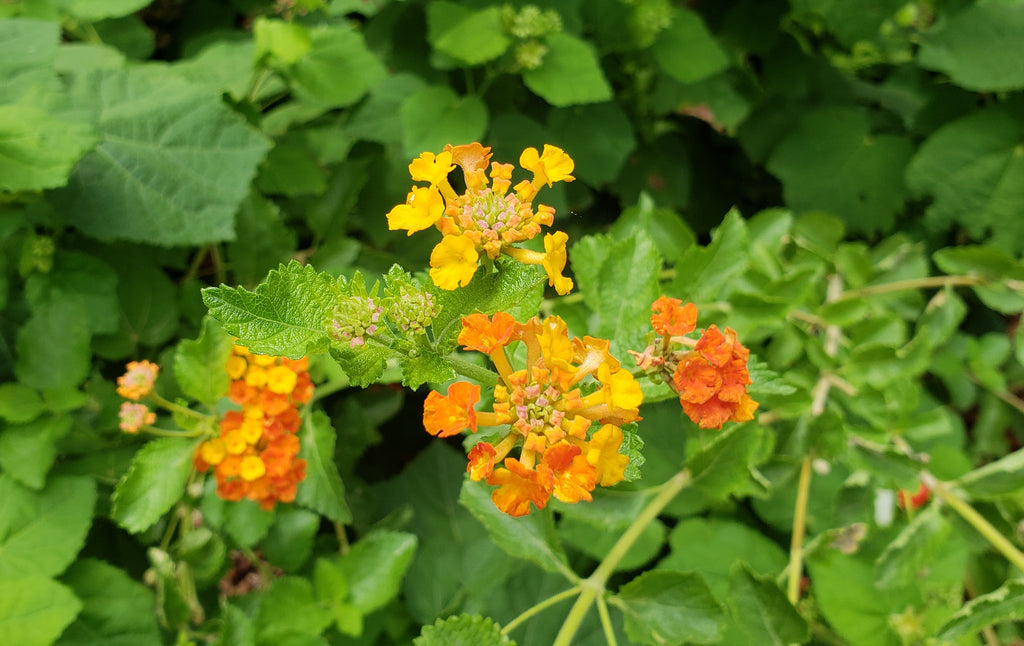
[
  {"left": 501, "top": 586, "right": 580, "bottom": 636},
  {"left": 787, "top": 455, "right": 813, "bottom": 604},
  {"left": 921, "top": 472, "right": 1024, "bottom": 574},
  {"left": 552, "top": 469, "right": 691, "bottom": 646}
]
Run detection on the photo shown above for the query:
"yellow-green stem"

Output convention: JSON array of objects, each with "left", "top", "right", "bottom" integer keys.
[
  {"left": 596, "top": 594, "right": 618, "bottom": 646},
  {"left": 446, "top": 355, "right": 500, "bottom": 387},
  {"left": 334, "top": 521, "right": 350, "bottom": 555},
  {"left": 148, "top": 392, "right": 212, "bottom": 421},
  {"left": 835, "top": 275, "right": 982, "bottom": 301},
  {"left": 501, "top": 586, "right": 580, "bottom": 636},
  {"left": 922, "top": 472, "right": 1024, "bottom": 574},
  {"left": 787, "top": 455, "right": 813, "bottom": 604},
  {"left": 552, "top": 470, "right": 691, "bottom": 646}
]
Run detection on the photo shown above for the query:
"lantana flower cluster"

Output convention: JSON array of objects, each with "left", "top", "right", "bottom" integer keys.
[
  {"left": 193, "top": 345, "right": 313, "bottom": 510},
  {"left": 632, "top": 296, "right": 758, "bottom": 429},
  {"left": 423, "top": 312, "right": 641, "bottom": 516},
  {"left": 116, "top": 360, "right": 160, "bottom": 433},
  {"left": 386, "top": 142, "right": 576, "bottom": 295}
]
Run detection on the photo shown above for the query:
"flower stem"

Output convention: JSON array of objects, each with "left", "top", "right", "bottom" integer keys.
[
  {"left": 787, "top": 455, "right": 813, "bottom": 604},
  {"left": 921, "top": 472, "right": 1024, "bottom": 574},
  {"left": 596, "top": 594, "right": 618, "bottom": 646},
  {"left": 835, "top": 275, "right": 983, "bottom": 301},
  {"left": 142, "top": 426, "right": 207, "bottom": 439},
  {"left": 148, "top": 392, "right": 212, "bottom": 421},
  {"left": 446, "top": 355, "right": 500, "bottom": 387},
  {"left": 501, "top": 586, "right": 580, "bottom": 636},
  {"left": 552, "top": 470, "right": 691, "bottom": 646}
]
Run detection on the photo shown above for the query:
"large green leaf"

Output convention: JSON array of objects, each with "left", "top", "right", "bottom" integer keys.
[
  {"left": 570, "top": 228, "right": 661, "bottom": 359},
  {"left": 615, "top": 570, "right": 726, "bottom": 645},
  {"left": 956, "top": 447, "right": 1024, "bottom": 499},
  {"left": 874, "top": 505, "right": 950, "bottom": 589},
  {"left": 174, "top": 317, "right": 234, "bottom": 408},
  {"left": 686, "top": 424, "right": 764, "bottom": 500},
  {"left": 289, "top": 25, "right": 385, "bottom": 109},
  {"left": 15, "top": 298, "right": 91, "bottom": 391},
  {"left": 668, "top": 208, "right": 748, "bottom": 303},
  {"left": 24, "top": 251, "right": 119, "bottom": 336},
  {"left": 0, "top": 475, "right": 96, "bottom": 579},
  {"left": 414, "top": 615, "right": 515, "bottom": 646},
  {"left": 728, "top": 564, "right": 808, "bottom": 646},
  {"left": 919, "top": 1, "right": 1024, "bottom": 92},
  {"left": 767, "top": 107, "right": 913, "bottom": 234},
  {"left": 0, "top": 414, "right": 71, "bottom": 490},
  {"left": 337, "top": 530, "right": 417, "bottom": 613},
  {"left": 296, "top": 411, "right": 351, "bottom": 523},
  {"left": 0, "top": 18, "right": 61, "bottom": 103},
  {"left": 0, "top": 104, "right": 97, "bottom": 192},
  {"left": 522, "top": 32, "right": 612, "bottom": 107},
  {"left": 55, "top": 67, "right": 271, "bottom": 246},
  {"left": 459, "top": 479, "right": 573, "bottom": 580},
  {"left": 56, "top": 559, "right": 161, "bottom": 646},
  {"left": 652, "top": 7, "right": 730, "bottom": 83},
  {"left": 427, "top": 3, "right": 510, "bottom": 65},
  {"left": 254, "top": 577, "right": 332, "bottom": 642},
  {"left": 111, "top": 438, "right": 199, "bottom": 534},
  {"left": 51, "top": 0, "right": 151, "bottom": 21},
  {"left": 906, "top": 108, "right": 1024, "bottom": 252},
  {"left": 0, "top": 577, "right": 81, "bottom": 646},
  {"left": 203, "top": 261, "right": 339, "bottom": 359},
  {"left": 547, "top": 102, "right": 636, "bottom": 186},
  {"left": 400, "top": 85, "right": 488, "bottom": 158}
]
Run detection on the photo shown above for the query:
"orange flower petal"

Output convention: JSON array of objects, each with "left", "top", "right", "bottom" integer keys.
[
  {"left": 651, "top": 296, "right": 697, "bottom": 336},
  {"left": 423, "top": 381, "right": 481, "bottom": 437},
  {"left": 458, "top": 312, "right": 517, "bottom": 353}
]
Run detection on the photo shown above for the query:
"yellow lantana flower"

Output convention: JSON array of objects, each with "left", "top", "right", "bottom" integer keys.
[
  {"left": 386, "top": 186, "right": 445, "bottom": 235},
  {"left": 429, "top": 234, "right": 479, "bottom": 289}
]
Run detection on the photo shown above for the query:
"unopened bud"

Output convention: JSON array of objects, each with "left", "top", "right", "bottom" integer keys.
[{"left": 329, "top": 296, "right": 383, "bottom": 348}]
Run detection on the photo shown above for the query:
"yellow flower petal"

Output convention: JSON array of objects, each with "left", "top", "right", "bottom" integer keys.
[
  {"left": 409, "top": 151, "right": 455, "bottom": 186},
  {"left": 586, "top": 424, "right": 629, "bottom": 487},
  {"left": 542, "top": 231, "right": 574, "bottom": 295},
  {"left": 429, "top": 235, "right": 480, "bottom": 290},
  {"left": 386, "top": 186, "right": 445, "bottom": 235},
  {"left": 520, "top": 144, "right": 575, "bottom": 187}
]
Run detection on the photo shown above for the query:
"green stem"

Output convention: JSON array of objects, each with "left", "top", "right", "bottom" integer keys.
[
  {"left": 501, "top": 586, "right": 580, "bottom": 636},
  {"left": 922, "top": 472, "right": 1024, "bottom": 574},
  {"left": 311, "top": 376, "right": 351, "bottom": 403},
  {"left": 787, "top": 455, "right": 813, "bottom": 604},
  {"left": 142, "top": 426, "right": 207, "bottom": 439},
  {"left": 446, "top": 355, "right": 500, "bottom": 387},
  {"left": 552, "top": 470, "right": 691, "bottom": 646},
  {"left": 596, "top": 595, "right": 618, "bottom": 646},
  {"left": 334, "top": 521, "right": 350, "bottom": 556},
  {"left": 835, "top": 275, "right": 982, "bottom": 301},
  {"left": 148, "top": 392, "right": 212, "bottom": 421}
]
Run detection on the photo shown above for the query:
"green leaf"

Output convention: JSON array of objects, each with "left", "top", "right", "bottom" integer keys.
[
  {"left": 459, "top": 479, "right": 572, "bottom": 579},
  {"left": 0, "top": 414, "right": 72, "bottom": 489},
  {"left": 51, "top": 0, "right": 150, "bottom": 21},
  {"left": 652, "top": 7, "right": 730, "bottom": 83},
  {"left": 0, "top": 104, "right": 97, "bottom": 192},
  {"left": 686, "top": 424, "right": 764, "bottom": 500},
  {"left": 111, "top": 438, "right": 199, "bottom": 534},
  {"left": 918, "top": 1, "right": 1024, "bottom": 92},
  {"left": 428, "top": 3, "right": 510, "bottom": 65},
  {"left": 0, "top": 577, "right": 81, "bottom": 646},
  {"left": 24, "top": 251, "right": 119, "bottom": 335},
  {"left": 224, "top": 499, "right": 275, "bottom": 548},
  {"left": 658, "top": 518, "right": 788, "bottom": 599},
  {"left": 254, "top": 17, "right": 312, "bottom": 64},
  {"left": 414, "top": 614, "right": 515, "bottom": 646},
  {"left": 767, "top": 107, "right": 913, "bottom": 233},
  {"left": 174, "top": 317, "right": 234, "bottom": 408},
  {"left": 0, "top": 18, "right": 61, "bottom": 103},
  {"left": 547, "top": 102, "right": 636, "bottom": 185},
  {"left": 522, "top": 32, "right": 612, "bottom": 107},
  {"left": 93, "top": 251, "right": 180, "bottom": 358},
  {"left": 15, "top": 298, "right": 91, "bottom": 391},
  {"left": 256, "top": 143, "right": 326, "bottom": 197},
  {"left": 255, "top": 577, "right": 333, "bottom": 641},
  {"left": 728, "top": 564, "right": 809, "bottom": 646},
  {"left": 874, "top": 505, "right": 950, "bottom": 589},
  {"left": 290, "top": 25, "right": 385, "bottom": 109},
  {"left": 616, "top": 570, "right": 726, "bottom": 645},
  {"left": 905, "top": 108, "right": 1024, "bottom": 253},
  {"left": 937, "top": 579, "right": 1024, "bottom": 639},
  {"left": 0, "top": 383, "right": 44, "bottom": 423},
  {"left": 610, "top": 194, "right": 695, "bottom": 262},
  {"left": 808, "top": 552, "right": 909, "bottom": 646},
  {"left": 228, "top": 193, "right": 300, "bottom": 287},
  {"left": 0, "top": 475, "right": 96, "bottom": 578},
  {"left": 346, "top": 73, "right": 427, "bottom": 145},
  {"left": 400, "top": 85, "right": 488, "bottom": 158},
  {"left": 399, "top": 349, "right": 456, "bottom": 390},
  {"left": 669, "top": 208, "right": 749, "bottom": 303},
  {"left": 262, "top": 507, "right": 321, "bottom": 572},
  {"left": 296, "top": 411, "right": 351, "bottom": 523},
  {"left": 216, "top": 603, "right": 256, "bottom": 646},
  {"left": 560, "top": 513, "right": 664, "bottom": 571},
  {"left": 55, "top": 67, "right": 271, "bottom": 246},
  {"left": 338, "top": 530, "right": 417, "bottom": 613},
  {"left": 956, "top": 447, "right": 1024, "bottom": 499},
  {"left": 56, "top": 558, "right": 160, "bottom": 646},
  {"left": 203, "top": 260, "right": 338, "bottom": 359},
  {"left": 933, "top": 245, "right": 1021, "bottom": 280},
  {"left": 570, "top": 228, "right": 661, "bottom": 359}
]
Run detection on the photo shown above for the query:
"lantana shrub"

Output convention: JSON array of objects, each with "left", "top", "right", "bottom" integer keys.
[{"left": 6, "top": 2, "right": 1024, "bottom": 646}]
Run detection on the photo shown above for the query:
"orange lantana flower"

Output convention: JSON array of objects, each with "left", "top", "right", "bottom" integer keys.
[
  {"left": 194, "top": 344, "right": 311, "bottom": 510},
  {"left": 651, "top": 296, "right": 697, "bottom": 336},
  {"left": 387, "top": 142, "right": 576, "bottom": 294},
  {"left": 422, "top": 313, "right": 639, "bottom": 516}
]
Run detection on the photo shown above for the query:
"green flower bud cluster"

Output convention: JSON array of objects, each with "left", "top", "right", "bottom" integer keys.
[
  {"left": 501, "top": 4, "right": 562, "bottom": 39},
  {"left": 329, "top": 296, "right": 382, "bottom": 348},
  {"left": 385, "top": 287, "right": 441, "bottom": 335}
]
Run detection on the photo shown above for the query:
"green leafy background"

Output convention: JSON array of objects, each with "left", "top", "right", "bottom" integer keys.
[{"left": 3, "top": 0, "right": 1024, "bottom": 644}]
